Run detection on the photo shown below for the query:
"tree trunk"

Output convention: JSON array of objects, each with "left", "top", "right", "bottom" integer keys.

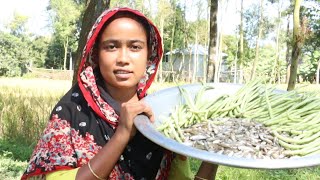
[
  {"left": 63, "top": 36, "right": 69, "bottom": 70},
  {"left": 216, "top": 30, "right": 223, "bottom": 83},
  {"left": 192, "top": 34, "right": 198, "bottom": 83},
  {"left": 216, "top": 0, "right": 228, "bottom": 83},
  {"left": 158, "top": 17, "right": 165, "bottom": 82},
  {"left": 285, "top": 15, "right": 291, "bottom": 83},
  {"left": 316, "top": 59, "right": 320, "bottom": 84},
  {"left": 271, "top": 1, "right": 281, "bottom": 84},
  {"left": 239, "top": 0, "right": 244, "bottom": 84},
  {"left": 72, "top": 0, "right": 111, "bottom": 85},
  {"left": 188, "top": 48, "right": 192, "bottom": 82},
  {"left": 206, "top": 0, "right": 218, "bottom": 83},
  {"left": 233, "top": 34, "right": 238, "bottom": 83},
  {"left": 178, "top": 52, "right": 185, "bottom": 81},
  {"left": 169, "top": 4, "right": 177, "bottom": 82},
  {"left": 250, "top": 0, "right": 263, "bottom": 80},
  {"left": 287, "top": 0, "right": 303, "bottom": 91}
]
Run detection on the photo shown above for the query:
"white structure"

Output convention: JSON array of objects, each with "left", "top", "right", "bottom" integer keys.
[
  {"left": 164, "top": 44, "right": 208, "bottom": 81},
  {"left": 164, "top": 44, "right": 228, "bottom": 81}
]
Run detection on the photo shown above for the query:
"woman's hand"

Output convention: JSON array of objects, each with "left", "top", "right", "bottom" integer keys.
[
  {"left": 117, "top": 101, "right": 154, "bottom": 138},
  {"left": 194, "top": 162, "right": 218, "bottom": 180},
  {"left": 76, "top": 101, "right": 154, "bottom": 180}
]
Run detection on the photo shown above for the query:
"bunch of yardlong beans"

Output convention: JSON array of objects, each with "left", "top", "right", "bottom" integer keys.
[{"left": 157, "top": 80, "right": 320, "bottom": 156}]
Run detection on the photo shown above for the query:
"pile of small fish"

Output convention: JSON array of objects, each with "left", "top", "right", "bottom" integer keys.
[{"left": 182, "top": 117, "right": 289, "bottom": 159}]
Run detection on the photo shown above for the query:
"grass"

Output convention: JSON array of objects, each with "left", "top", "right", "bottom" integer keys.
[
  {"left": 0, "top": 155, "right": 28, "bottom": 180},
  {"left": 189, "top": 158, "right": 320, "bottom": 180},
  {"left": 1, "top": 77, "right": 320, "bottom": 179},
  {"left": 0, "top": 139, "right": 29, "bottom": 180}
]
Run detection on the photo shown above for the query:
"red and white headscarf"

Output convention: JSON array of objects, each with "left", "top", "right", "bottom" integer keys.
[{"left": 78, "top": 7, "right": 163, "bottom": 127}]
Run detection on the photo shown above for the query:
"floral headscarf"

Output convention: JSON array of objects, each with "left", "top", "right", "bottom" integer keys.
[{"left": 78, "top": 7, "right": 163, "bottom": 127}]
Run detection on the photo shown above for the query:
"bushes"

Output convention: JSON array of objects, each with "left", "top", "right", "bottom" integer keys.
[{"left": 0, "top": 154, "right": 27, "bottom": 180}]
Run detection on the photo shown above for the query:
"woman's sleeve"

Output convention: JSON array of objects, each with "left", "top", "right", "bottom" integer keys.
[
  {"left": 46, "top": 168, "right": 79, "bottom": 180},
  {"left": 168, "top": 155, "right": 193, "bottom": 180},
  {"left": 21, "top": 110, "right": 78, "bottom": 180},
  {"left": 21, "top": 102, "right": 102, "bottom": 180}
]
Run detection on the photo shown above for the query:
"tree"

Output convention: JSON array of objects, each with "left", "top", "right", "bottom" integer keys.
[
  {"left": 215, "top": 0, "right": 231, "bottom": 83},
  {"left": 303, "top": 0, "right": 320, "bottom": 84},
  {"left": 285, "top": 15, "right": 292, "bottom": 83},
  {"left": 0, "top": 32, "right": 30, "bottom": 76},
  {"left": 45, "top": 38, "right": 64, "bottom": 69},
  {"left": 168, "top": 0, "right": 178, "bottom": 81},
  {"left": 30, "top": 36, "right": 50, "bottom": 68},
  {"left": 154, "top": 0, "right": 175, "bottom": 82},
  {"left": 268, "top": 0, "right": 285, "bottom": 84},
  {"left": 250, "top": 0, "right": 264, "bottom": 80},
  {"left": 207, "top": 0, "right": 218, "bottom": 82},
  {"left": 72, "top": 0, "right": 111, "bottom": 84},
  {"left": 287, "top": 0, "right": 304, "bottom": 91},
  {"left": 166, "top": 1, "right": 187, "bottom": 82},
  {"left": 0, "top": 13, "right": 33, "bottom": 76},
  {"left": 7, "top": 12, "right": 29, "bottom": 36},
  {"left": 49, "top": 0, "right": 82, "bottom": 70}
]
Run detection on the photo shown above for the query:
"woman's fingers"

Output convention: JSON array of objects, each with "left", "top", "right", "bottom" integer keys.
[
  {"left": 120, "top": 101, "right": 154, "bottom": 123},
  {"left": 118, "top": 101, "right": 154, "bottom": 138},
  {"left": 141, "top": 104, "right": 154, "bottom": 123}
]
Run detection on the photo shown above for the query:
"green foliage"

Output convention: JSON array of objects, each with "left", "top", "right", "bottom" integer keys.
[
  {"left": 188, "top": 19, "right": 208, "bottom": 47},
  {"left": 221, "top": 35, "right": 253, "bottom": 67},
  {"left": 0, "top": 32, "right": 30, "bottom": 76},
  {"left": 46, "top": 0, "right": 83, "bottom": 69},
  {"left": 217, "top": 166, "right": 320, "bottom": 180},
  {"left": 30, "top": 36, "right": 51, "bottom": 68},
  {"left": 0, "top": 131, "right": 29, "bottom": 179},
  {"left": 167, "top": 6, "right": 185, "bottom": 51},
  {"left": 0, "top": 154, "right": 27, "bottom": 180},
  {"left": 301, "top": 1, "right": 320, "bottom": 83},
  {"left": 6, "top": 12, "right": 29, "bottom": 36},
  {"left": 111, "top": 0, "right": 132, "bottom": 7},
  {"left": 151, "top": 0, "right": 187, "bottom": 53},
  {"left": 243, "top": 2, "right": 277, "bottom": 48},
  {"left": 49, "top": 0, "right": 82, "bottom": 39},
  {"left": 300, "top": 51, "right": 320, "bottom": 83},
  {"left": 110, "top": 0, "right": 149, "bottom": 15},
  {"left": 0, "top": 11, "right": 50, "bottom": 77},
  {"left": 302, "top": 0, "right": 320, "bottom": 48},
  {"left": 189, "top": 158, "right": 320, "bottom": 180},
  {"left": 45, "top": 38, "right": 65, "bottom": 69},
  {"left": 0, "top": 139, "right": 33, "bottom": 162}
]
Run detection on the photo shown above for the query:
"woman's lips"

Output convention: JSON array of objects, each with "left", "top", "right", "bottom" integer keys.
[{"left": 114, "top": 70, "right": 132, "bottom": 79}]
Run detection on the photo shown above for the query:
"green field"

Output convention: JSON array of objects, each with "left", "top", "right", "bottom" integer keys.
[{"left": 1, "top": 78, "right": 320, "bottom": 179}]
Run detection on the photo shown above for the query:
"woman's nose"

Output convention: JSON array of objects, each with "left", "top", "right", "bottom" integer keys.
[{"left": 117, "top": 48, "right": 129, "bottom": 64}]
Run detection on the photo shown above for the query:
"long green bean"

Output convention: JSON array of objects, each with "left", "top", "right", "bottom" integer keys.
[{"left": 158, "top": 81, "right": 320, "bottom": 157}]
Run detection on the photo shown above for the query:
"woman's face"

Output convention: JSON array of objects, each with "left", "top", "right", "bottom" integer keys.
[{"left": 98, "top": 16, "right": 148, "bottom": 92}]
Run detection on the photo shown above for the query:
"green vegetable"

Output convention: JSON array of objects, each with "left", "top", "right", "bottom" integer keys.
[{"left": 157, "top": 80, "right": 320, "bottom": 157}]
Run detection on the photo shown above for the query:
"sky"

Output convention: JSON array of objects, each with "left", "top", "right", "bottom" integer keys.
[
  {"left": 0, "top": 0, "right": 51, "bottom": 36},
  {"left": 0, "top": 0, "right": 248, "bottom": 36},
  {"left": 0, "top": 0, "right": 293, "bottom": 37}
]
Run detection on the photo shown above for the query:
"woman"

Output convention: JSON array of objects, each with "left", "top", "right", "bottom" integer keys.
[{"left": 21, "top": 7, "right": 217, "bottom": 180}]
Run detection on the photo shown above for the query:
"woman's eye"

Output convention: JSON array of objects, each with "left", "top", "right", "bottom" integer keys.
[
  {"left": 105, "top": 45, "right": 116, "bottom": 50},
  {"left": 131, "top": 45, "right": 142, "bottom": 51}
]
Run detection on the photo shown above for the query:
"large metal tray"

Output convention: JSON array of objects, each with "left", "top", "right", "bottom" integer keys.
[{"left": 134, "top": 83, "right": 320, "bottom": 169}]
